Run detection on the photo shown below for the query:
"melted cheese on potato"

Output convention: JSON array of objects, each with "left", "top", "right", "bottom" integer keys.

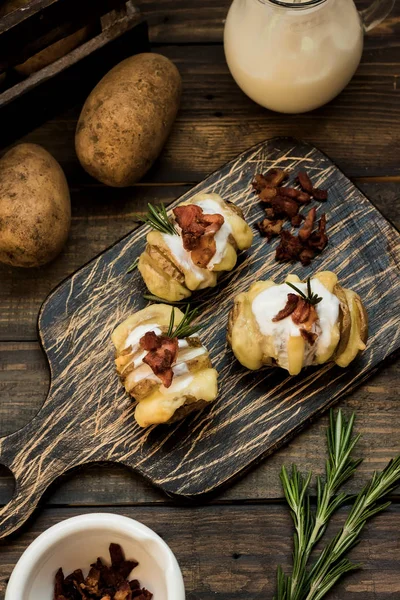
[
  {"left": 112, "top": 304, "right": 218, "bottom": 427},
  {"left": 230, "top": 272, "right": 341, "bottom": 376},
  {"left": 142, "top": 193, "right": 253, "bottom": 295}
]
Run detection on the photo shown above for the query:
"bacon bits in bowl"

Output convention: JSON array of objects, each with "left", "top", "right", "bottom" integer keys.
[{"left": 5, "top": 513, "right": 185, "bottom": 600}]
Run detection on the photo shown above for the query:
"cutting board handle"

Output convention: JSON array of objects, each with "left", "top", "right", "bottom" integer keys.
[{"left": 0, "top": 418, "right": 67, "bottom": 538}]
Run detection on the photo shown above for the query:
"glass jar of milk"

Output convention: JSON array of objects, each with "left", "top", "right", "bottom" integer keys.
[{"left": 224, "top": 0, "right": 394, "bottom": 113}]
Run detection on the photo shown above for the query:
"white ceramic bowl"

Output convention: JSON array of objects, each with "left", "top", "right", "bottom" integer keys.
[{"left": 5, "top": 513, "right": 185, "bottom": 600}]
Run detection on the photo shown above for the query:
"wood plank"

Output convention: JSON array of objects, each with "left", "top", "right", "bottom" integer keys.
[
  {"left": 140, "top": 0, "right": 400, "bottom": 43},
  {"left": 0, "top": 345, "right": 398, "bottom": 505},
  {"left": 0, "top": 181, "right": 397, "bottom": 342},
  {"left": 6, "top": 43, "right": 400, "bottom": 183},
  {"left": 1, "top": 504, "right": 400, "bottom": 599}
]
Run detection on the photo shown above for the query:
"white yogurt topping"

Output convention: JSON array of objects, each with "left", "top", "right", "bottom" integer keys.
[
  {"left": 126, "top": 323, "right": 207, "bottom": 389},
  {"left": 124, "top": 324, "right": 161, "bottom": 351},
  {"left": 162, "top": 233, "right": 206, "bottom": 282},
  {"left": 162, "top": 196, "right": 232, "bottom": 279},
  {"left": 252, "top": 279, "right": 339, "bottom": 367}
]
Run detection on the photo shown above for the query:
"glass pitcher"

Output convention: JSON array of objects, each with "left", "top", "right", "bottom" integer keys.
[{"left": 224, "top": 0, "right": 394, "bottom": 113}]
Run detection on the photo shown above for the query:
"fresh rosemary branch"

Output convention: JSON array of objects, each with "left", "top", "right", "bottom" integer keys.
[
  {"left": 306, "top": 454, "right": 400, "bottom": 600},
  {"left": 275, "top": 411, "right": 400, "bottom": 600},
  {"left": 139, "top": 203, "right": 178, "bottom": 235},
  {"left": 166, "top": 304, "right": 201, "bottom": 339},
  {"left": 127, "top": 257, "right": 139, "bottom": 273},
  {"left": 286, "top": 278, "right": 322, "bottom": 306},
  {"left": 276, "top": 410, "right": 361, "bottom": 600}
]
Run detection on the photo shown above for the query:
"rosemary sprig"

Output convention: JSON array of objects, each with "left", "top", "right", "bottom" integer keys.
[
  {"left": 139, "top": 203, "right": 178, "bottom": 235},
  {"left": 275, "top": 411, "right": 400, "bottom": 600},
  {"left": 166, "top": 304, "right": 201, "bottom": 339},
  {"left": 127, "top": 257, "right": 139, "bottom": 273},
  {"left": 306, "top": 455, "right": 400, "bottom": 600},
  {"left": 276, "top": 410, "right": 361, "bottom": 600},
  {"left": 286, "top": 278, "right": 322, "bottom": 306}
]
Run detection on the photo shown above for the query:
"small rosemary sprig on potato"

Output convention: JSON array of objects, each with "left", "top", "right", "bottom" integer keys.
[
  {"left": 167, "top": 305, "right": 201, "bottom": 339},
  {"left": 286, "top": 277, "right": 323, "bottom": 306},
  {"left": 135, "top": 203, "right": 178, "bottom": 235}
]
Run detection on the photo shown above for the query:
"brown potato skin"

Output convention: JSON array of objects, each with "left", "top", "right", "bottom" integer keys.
[
  {"left": 75, "top": 53, "right": 182, "bottom": 187},
  {"left": 0, "top": 143, "right": 71, "bottom": 267}
]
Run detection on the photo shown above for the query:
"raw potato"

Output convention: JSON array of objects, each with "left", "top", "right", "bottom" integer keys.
[
  {"left": 75, "top": 53, "right": 182, "bottom": 187},
  {"left": 0, "top": 1, "right": 91, "bottom": 76},
  {"left": 0, "top": 143, "right": 71, "bottom": 267}
]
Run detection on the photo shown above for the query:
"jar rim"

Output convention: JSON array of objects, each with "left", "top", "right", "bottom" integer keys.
[{"left": 258, "top": 0, "right": 328, "bottom": 8}]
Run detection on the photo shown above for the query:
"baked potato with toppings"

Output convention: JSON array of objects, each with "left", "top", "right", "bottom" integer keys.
[
  {"left": 138, "top": 193, "right": 253, "bottom": 301},
  {"left": 112, "top": 304, "right": 218, "bottom": 428},
  {"left": 227, "top": 271, "right": 368, "bottom": 376}
]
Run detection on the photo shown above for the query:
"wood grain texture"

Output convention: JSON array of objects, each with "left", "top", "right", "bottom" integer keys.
[
  {"left": 0, "top": 345, "right": 399, "bottom": 505},
  {"left": 0, "top": 138, "right": 399, "bottom": 539},
  {"left": 8, "top": 42, "right": 400, "bottom": 182},
  {"left": 140, "top": 0, "right": 400, "bottom": 43},
  {"left": 1, "top": 504, "right": 400, "bottom": 600}
]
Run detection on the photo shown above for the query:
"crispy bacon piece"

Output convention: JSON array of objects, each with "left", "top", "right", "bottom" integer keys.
[
  {"left": 298, "top": 207, "right": 316, "bottom": 243},
  {"left": 308, "top": 214, "right": 328, "bottom": 251},
  {"left": 297, "top": 171, "right": 313, "bottom": 194},
  {"left": 173, "top": 204, "right": 224, "bottom": 267},
  {"left": 265, "top": 207, "right": 276, "bottom": 219},
  {"left": 263, "top": 168, "right": 288, "bottom": 187},
  {"left": 270, "top": 195, "right": 299, "bottom": 218},
  {"left": 292, "top": 298, "right": 318, "bottom": 328},
  {"left": 140, "top": 331, "right": 178, "bottom": 388},
  {"left": 252, "top": 173, "right": 269, "bottom": 193},
  {"left": 191, "top": 233, "right": 216, "bottom": 268},
  {"left": 299, "top": 247, "right": 316, "bottom": 266},
  {"left": 272, "top": 294, "right": 299, "bottom": 321},
  {"left": 114, "top": 582, "right": 133, "bottom": 600},
  {"left": 278, "top": 186, "right": 299, "bottom": 199},
  {"left": 296, "top": 192, "right": 311, "bottom": 204},
  {"left": 291, "top": 214, "right": 304, "bottom": 228},
  {"left": 275, "top": 231, "right": 303, "bottom": 262},
  {"left": 273, "top": 294, "right": 319, "bottom": 344},
  {"left": 300, "top": 329, "right": 318, "bottom": 345},
  {"left": 256, "top": 218, "right": 283, "bottom": 241},
  {"left": 312, "top": 187, "right": 328, "bottom": 201},
  {"left": 259, "top": 186, "right": 278, "bottom": 202}
]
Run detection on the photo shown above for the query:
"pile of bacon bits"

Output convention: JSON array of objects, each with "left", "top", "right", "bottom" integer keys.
[
  {"left": 54, "top": 543, "right": 152, "bottom": 600},
  {"left": 253, "top": 169, "right": 328, "bottom": 266},
  {"left": 173, "top": 205, "right": 224, "bottom": 268}
]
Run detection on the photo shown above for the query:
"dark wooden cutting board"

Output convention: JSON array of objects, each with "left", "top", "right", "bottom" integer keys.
[{"left": 0, "top": 137, "right": 399, "bottom": 539}]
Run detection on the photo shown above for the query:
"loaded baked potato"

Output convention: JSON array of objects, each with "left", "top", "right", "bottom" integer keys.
[
  {"left": 112, "top": 304, "right": 218, "bottom": 427},
  {"left": 227, "top": 271, "right": 368, "bottom": 376},
  {"left": 138, "top": 193, "right": 253, "bottom": 301}
]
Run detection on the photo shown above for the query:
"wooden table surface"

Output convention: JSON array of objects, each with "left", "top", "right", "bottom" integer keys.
[{"left": 1, "top": 1, "right": 400, "bottom": 598}]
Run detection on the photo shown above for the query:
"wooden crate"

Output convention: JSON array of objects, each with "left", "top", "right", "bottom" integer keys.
[{"left": 0, "top": 0, "right": 149, "bottom": 143}]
